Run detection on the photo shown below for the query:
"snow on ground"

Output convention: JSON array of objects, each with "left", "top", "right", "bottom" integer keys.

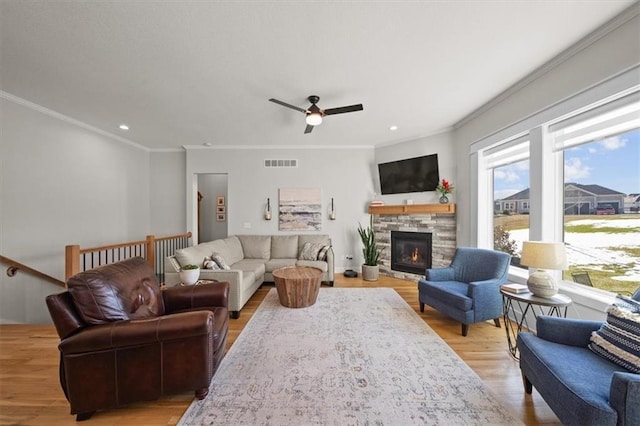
[{"left": 509, "top": 219, "right": 640, "bottom": 282}]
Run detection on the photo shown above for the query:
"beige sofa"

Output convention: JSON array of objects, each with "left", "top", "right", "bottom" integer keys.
[{"left": 165, "top": 234, "right": 334, "bottom": 318}]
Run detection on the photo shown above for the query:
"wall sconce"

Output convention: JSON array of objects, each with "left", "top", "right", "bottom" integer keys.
[
  {"left": 329, "top": 197, "right": 336, "bottom": 220},
  {"left": 264, "top": 198, "right": 272, "bottom": 220}
]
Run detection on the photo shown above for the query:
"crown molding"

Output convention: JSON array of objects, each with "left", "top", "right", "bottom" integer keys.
[
  {"left": 454, "top": 2, "right": 640, "bottom": 130},
  {"left": 182, "top": 144, "right": 374, "bottom": 150},
  {"left": 0, "top": 90, "right": 150, "bottom": 152}
]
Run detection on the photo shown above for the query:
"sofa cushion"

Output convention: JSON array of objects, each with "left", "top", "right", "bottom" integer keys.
[
  {"left": 266, "top": 259, "right": 297, "bottom": 273},
  {"left": 232, "top": 259, "right": 266, "bottom": 277},
  {"left": 223, "top": 236, "right": 245, "bottom": 265},
  {"left": 421, "top": 281, "right": 473, "bottom": 311},
  {"left": 237, "top": 235, "right": 271, "bottom": 259},
  {"left": 67, "top": 257, "right": 164, "bottom": 324},
  {"left": 589, "top": 296, "right": 640, "bottom": 373},
  {"left": 271, "top": 235, "right": 298, "bottom": 259},
  {"left": 175, "top": 244, "right": 213, "bottom": 268}
]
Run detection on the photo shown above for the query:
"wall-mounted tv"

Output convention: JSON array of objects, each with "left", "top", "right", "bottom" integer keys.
[{"left": 378, "top": 154, "right": 440, "bottom": 195}]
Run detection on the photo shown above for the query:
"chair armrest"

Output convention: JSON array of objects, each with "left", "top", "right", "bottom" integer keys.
[
  {"left": 163, "top": 282, "right": 229, "bottom": 314},
  {"left": 467, "top": 279, "right": 503, "bottom": 319},
  {"left": 610, "top": 371, "right": 640, "bottom": 425},
  {"left": 425, "top": 267, "right": 455, "bottom": 281},
  {"left": 536, "top": 316, "right": 603, "bottom": 347},
  {"left": 59, "top": 310, "right": 215, "bottom": 354}
]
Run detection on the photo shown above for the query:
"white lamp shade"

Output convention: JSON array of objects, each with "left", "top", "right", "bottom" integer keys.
[
  {"left": 520, "top": 241, "right": 567, "bottom": 270},
  {"left": 520, "top": 241, "right": 567, "bottom": 298},
  {"left": 306, "top": 112, "right": 322, "bottom": 126}
]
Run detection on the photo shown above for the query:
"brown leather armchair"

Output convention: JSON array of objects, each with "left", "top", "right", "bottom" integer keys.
[{"left": 46, "top": 257, "right": 229, "bottom": 421}]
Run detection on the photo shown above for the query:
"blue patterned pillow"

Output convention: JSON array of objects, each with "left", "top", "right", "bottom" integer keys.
[{"left": 589, "top": 296, "right": 640, "bottom": 373}]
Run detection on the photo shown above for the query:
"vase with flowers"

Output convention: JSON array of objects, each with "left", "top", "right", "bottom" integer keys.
[{"left": 436, "top": 179, "right": 454, "bottom": 203}]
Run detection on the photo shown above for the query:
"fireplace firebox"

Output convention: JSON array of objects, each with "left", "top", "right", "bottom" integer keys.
[{"left": 390, "top": 231, "right": 432, "bottom": 275}]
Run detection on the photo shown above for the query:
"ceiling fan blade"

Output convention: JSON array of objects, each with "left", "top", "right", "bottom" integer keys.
[
  {"left": 304, "top": 124, "right": 314, "bottom": 134},
  {"left": 323, "top": 104, "right": 364, "bottom": 116},
  {"left": 269, "top": 98, "right": 307, "bottom": 113}
]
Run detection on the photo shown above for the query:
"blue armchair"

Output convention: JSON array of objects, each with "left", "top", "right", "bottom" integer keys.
[
  {"left": 418, "top": 247, "right": 511, "bottom": 336},
  {"left": 517, "top": 288, "right": 640, "bottom": 426}
]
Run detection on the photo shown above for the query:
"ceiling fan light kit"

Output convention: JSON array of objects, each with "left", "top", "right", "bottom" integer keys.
[
  {"left": 269, "top": 95, "right": 363, "bottom": 134},
  {"left": 306, "top": 112, "right": 322, "bottom": 126}
]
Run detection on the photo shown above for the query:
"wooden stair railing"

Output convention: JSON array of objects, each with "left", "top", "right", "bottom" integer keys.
[
  {"left": 65, "top": 232, "right": 192, "bottom": 281},
  {"left": 0, "top": 255, "right": 66, "bottom": 288}
]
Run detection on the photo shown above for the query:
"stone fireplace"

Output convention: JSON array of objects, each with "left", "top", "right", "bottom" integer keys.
[
  {"left": 370, "top": 204, "right": 456, "bottom": 281},
  {"left": 390, "top": 231, "right": 432, "bottom": 275}
]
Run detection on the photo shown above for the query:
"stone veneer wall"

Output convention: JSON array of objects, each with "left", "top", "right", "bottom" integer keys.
[{"left": 373, "top": 213, "right": 457, "bottom": 282}]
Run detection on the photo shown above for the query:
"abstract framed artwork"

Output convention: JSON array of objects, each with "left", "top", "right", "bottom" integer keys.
[
  {"left": 216, "top": 213, "right": 225, "bottom": 221},
  {"left": 217, "top": 196, "right": 225, "bottom": 206},
  {"left": 278, "top": 188, "right": 322, "bottom": 231}
]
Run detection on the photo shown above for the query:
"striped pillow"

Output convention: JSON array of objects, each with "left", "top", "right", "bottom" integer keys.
[{"left": 589, "top": 296, "right": 640, "bottom": 373}]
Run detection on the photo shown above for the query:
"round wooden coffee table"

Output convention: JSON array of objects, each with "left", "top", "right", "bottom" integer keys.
[{"left": 272, "top": 266, "right": 323, "bottom": 308}]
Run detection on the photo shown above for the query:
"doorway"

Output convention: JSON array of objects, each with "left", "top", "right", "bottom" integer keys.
[{"left": 197, "top": 174, "right": 228, "bottom": 242}]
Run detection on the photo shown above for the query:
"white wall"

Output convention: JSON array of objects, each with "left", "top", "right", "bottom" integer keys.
[
  {"left": 149, "top": 151, "right": 185, "bottom": 234},
  {"left": 374, "top": 131, "right": 456, "bottom": 206},
  {"left": 0, "top": 98, "right": 151, "bottom": 323},
  {"left": 184, "top": 147, "right": 375, "bottom": 271}
]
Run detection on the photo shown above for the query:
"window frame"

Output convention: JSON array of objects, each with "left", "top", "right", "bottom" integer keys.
[{"left": 470, "top": 67, "right": 639, "bottom": 303}]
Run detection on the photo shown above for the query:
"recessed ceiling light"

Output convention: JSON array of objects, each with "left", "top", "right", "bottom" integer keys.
[
  {"left": 389, "top": 125, "right": 398, "bottom": 131},
  {"left": 118, "top": 124, "right": 129, "bottom": 131},
  {"left": 203, "top": 142, "right": 212, "bottom": 147}
]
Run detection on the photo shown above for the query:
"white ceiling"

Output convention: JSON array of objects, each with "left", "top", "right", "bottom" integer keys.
[{"left": 1, "top": 1, "right": 635, "bottom": 150}]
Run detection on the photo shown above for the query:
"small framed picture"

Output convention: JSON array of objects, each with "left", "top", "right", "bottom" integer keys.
[
  {"left": 217, "top": 206, "right": 226, "bottom": 213},
  {"left": 217, "top": 196, "right": 225, "bottom": 206},
  {"left": 216, "top": 213, "right": 226, "bottom": 221}
]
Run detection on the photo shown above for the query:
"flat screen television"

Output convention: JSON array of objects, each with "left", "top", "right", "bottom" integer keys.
[{"left": 378, "top": 154, "right": 440, "bottom": 195}]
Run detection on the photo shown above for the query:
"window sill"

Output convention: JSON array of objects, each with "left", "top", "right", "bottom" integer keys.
[{"left": 508, "top": 266, "right": 615, "bottom": 315}]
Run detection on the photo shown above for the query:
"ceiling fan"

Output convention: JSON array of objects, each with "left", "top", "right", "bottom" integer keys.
[{"left": 269, "top": 95, "right": 363, "bottom": 134}]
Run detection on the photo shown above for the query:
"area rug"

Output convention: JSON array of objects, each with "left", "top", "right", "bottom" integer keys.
[{"left": 178, "top": 288, "right": 522, "bottom": 425}]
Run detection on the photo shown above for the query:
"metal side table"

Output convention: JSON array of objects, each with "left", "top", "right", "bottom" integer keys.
[{"left": 501, "top": 289, "right": 572, "bottom": 359}]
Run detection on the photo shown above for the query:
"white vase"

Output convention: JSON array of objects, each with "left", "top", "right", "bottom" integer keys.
[{"left": 179, "top": 268, "right": 200, "bottom": 285}]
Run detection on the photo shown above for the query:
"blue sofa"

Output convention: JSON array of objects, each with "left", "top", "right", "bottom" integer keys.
[
  {"left": 518, "top": 289, "right": 640, "bottom": 426},
  {"left": 418, "top": 247, "right": 511, "bottom": 336}
]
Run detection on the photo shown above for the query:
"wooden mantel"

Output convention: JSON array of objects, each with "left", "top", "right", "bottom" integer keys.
[{"left": 368, "top": 203, "right": 455, "bottom": 215}]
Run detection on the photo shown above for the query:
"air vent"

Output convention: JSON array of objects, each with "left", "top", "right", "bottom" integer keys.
[{"left": 264, "top": 159, "right": 298, "bottom": 168}]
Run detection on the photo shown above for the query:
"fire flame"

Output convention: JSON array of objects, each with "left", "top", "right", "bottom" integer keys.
[{"left": 411, "top": 248, "right": 419, "bottom": 263}]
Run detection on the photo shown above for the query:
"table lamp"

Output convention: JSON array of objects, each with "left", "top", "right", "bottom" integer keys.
[{"left": 520, "top": 241, "right": 567, "bottom": 298}]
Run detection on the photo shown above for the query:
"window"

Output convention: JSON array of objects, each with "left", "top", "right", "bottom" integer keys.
[
  {"left": 474, "top": 80, "right": 639, "bottom": 297},
  {"left": 483, "top": 136, "right": 530, "bottom": 267},
  {"left": 551, "top": 92, "right": 640, "bottom": 294}
]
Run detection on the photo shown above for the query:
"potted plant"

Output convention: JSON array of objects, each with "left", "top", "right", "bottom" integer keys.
[
  {"left": 436, "top": 178, "right": 454, "bottom": 203},
  {"left": 357, "top": 215, "right": 382, "bottom": 281},
  {"left": 179, "top": 264, "right": 200, "bottom": 285}
]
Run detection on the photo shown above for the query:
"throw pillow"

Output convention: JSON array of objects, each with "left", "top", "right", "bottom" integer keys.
[
  {"left": 317, "top": 245, "right": 331, "bottom": 261},
  {"left": 211, "top": 252, "right": 231, "bottom": 270},
  {"left": 299, "top": 242, "right": 323, "bottom": 261},
  {"left": 589, "top": 296, "right": 640, "bottom": 373},
  {"left": 203, "top": 256, "right": 220, "bottom": 270}
]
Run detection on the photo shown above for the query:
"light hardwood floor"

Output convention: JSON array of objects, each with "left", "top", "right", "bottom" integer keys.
[{"left": 0, "top": 274, "right": 561, "bottom": 425}]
